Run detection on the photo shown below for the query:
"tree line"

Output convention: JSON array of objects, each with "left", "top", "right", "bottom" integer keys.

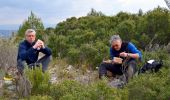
[{"left": 16, "top": 7, "right": 170, "bottom": 68}]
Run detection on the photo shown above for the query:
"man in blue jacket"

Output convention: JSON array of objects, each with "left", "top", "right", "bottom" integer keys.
[
  {"left": 17, "top": 29, "right": 52, "bottom": 73},
  {"left": 99, "top": 35, "right": 142, "bottom": 81}
]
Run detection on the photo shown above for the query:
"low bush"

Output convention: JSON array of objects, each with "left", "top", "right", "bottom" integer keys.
[
  {"left": 126, "top": 68, "right": 170, "bottom": 100},
  {"left": 49, "top": 79, "right": 128, "bottom": 100},
  {"left": 25, "top": 66, "right": 51, "bottom": 95}
]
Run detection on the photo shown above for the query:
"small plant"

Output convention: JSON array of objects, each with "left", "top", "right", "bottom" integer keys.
[
  {"left": 25, "top": 66, "right": 51, "bottom": 95},
  {"left": 49, "top": 80, "right": 83, "bottom": 99},
  {"left": 126, "top": 68, "right": 170, "bottom": 100},
  {"left": 49, "top": 79, "right": 128, "bottom": 100},
  {"left": 20, "top": 95, "right": 53, "bottom": 100}
]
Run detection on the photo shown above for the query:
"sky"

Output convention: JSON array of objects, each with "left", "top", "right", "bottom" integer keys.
[{"left": 0, "top": 0, "right": 168, "bottom": 30}]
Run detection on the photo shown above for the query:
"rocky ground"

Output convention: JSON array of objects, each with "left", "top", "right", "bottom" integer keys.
[
  {"left": 0, "top": 60, "right": 126, "bottom": 99},
  {"left": 48, "top": 63, "right": 126, "bottom": 88}
]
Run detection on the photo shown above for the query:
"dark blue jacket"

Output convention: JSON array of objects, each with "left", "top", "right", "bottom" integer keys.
[
  {"left": 110, "top": 42, "right": 142, "bottom": 60},
  {"left": 17, "top": 40, "right": 52, "bottom": 64}
]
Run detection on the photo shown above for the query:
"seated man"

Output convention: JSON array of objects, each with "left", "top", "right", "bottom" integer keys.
[
  {"left": 17, "top": 29, "right": 52, "bottom": 73},
  {"left": 99, "top": 35, "right": 142, "bottom": 82}
]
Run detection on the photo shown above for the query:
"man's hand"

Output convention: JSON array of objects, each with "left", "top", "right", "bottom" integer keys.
[
  {"left": 37, "top": 39, "right": 45, "bottom": 49},
  {"left": 33, "top": 39, "right": 45, "bottom": 50},
  {"left": 119, "top": 52, "right": 128, "bottom": 57}
]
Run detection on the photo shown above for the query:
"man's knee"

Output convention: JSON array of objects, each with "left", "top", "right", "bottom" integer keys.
[
  {"left": 44, "top": 55, "right": 52, "bottom": 62},
  {"left": 126, "top": 60, "right": 137, "bottom": 81},
  {"left": 48, "top": 55, "right": 52, "bottom": 61},
  {"left": 128, "top": 60, "right": 137, "bottom": 71},
  {"left": 98, "top": 62, "right": 108, "bottom": 78},
  {"left": 99, "top": 62, "right": 108, "bottom": 72},
  {"left": 17, "top": 59, "right": 26, "bottom": 73},
  {"left": 41, "top": 55, "right": 52, "bottom": 71},
  {"left": 99, "top": 62, "right": 108, "bottom": 67}
]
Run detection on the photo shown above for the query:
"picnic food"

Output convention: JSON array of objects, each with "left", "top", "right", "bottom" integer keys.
[
  {"left": 103, "top": 59, "right": 112, "bottom": 63},
  {"left": 114, "top": 57, "right": 123, "bottom": 64}
]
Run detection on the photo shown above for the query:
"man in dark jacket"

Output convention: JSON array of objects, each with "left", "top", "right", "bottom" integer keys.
[
  {"left": 99, "top": 35, "right": 142, "bottom": 81},
  {"left": 17, "top": 29, "right": 52, "bottom": 73}
]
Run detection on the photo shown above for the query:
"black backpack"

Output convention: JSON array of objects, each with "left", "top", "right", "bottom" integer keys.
[{"left": 139, "top": 60, "right": 163, "bottom": 74}]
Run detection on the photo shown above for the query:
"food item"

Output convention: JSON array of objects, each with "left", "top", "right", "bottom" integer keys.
[
  {"left": 103, "top": 57, "right": 123, "bottom": 64},
  {"left": 114, "top": 57, "right": 123, "bottom": 64},
  {"left": 103, "top": 60, "right": 112, "bottom": 63}
]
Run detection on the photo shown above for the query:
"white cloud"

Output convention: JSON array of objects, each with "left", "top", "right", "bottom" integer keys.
[
  {"left": 0, "top": 0, "right": 168, "bottom": 29},
  {"left": 117, "top": 0, "right": 167, "bottom": 12},
  {"left": 0, "top": 7, "right": 30, "bottom": 24}
]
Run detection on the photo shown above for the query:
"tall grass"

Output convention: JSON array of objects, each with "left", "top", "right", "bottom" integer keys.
[{"left": 0, "top": 38, "right": 17, "bottom": 70}]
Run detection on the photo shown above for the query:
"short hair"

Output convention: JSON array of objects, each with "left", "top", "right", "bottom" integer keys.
[
  {"left": 109, "top": 35, "right": 122, "bottom": 44},
  {"left": 25, "top": 29, "right": 36, "bottom": 35}
]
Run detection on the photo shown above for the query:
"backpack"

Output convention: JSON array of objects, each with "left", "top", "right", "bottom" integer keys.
[{"left": 139, "top": 59, "right": 163, "bottom": 74}]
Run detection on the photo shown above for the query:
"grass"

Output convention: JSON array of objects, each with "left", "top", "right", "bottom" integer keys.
[{"left": 1, "top": 38, "right": 170, "bottom": 100}]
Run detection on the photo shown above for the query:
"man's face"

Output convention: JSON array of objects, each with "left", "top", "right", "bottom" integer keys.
[
  {"left": 25, "top": 32, "right": 36, "bottom": 44},
  {"left": 111, "top": 40, "right": 122, "bottom": 51}
]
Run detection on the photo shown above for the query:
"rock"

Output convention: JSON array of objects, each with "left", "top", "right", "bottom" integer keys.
[
  {"left": 75, "top": 75, "right": 90, "bottom": 84},
  {"left": 86, "top": 70, "right": 91, "bottom": 73},
  {"left": 66, "top": 65, "right": 73, "bottom": 71},
  {"left": 50, "top": 73, "right": 58, "bottom": 84},
  {"left": 4, "top": 80, "right": 13, "bottom": 85},
  {"left": 108, "top": 79, "right": 125, "bottom": 88},
  {"left": 7, "top": 85, "right": 15, "bottom": 91}
]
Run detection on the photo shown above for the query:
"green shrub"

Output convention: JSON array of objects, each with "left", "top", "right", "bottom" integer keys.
[
  {"left": 140, "top": 49, "right": 170, "bottom": 68},
  {"left": 25, "top": 66, "right": 51, "bottom": 95},
  {"left": 49, "top": 79, "right": 128, "bottom": 100},
  {"left": 49, "top": 80, "right": 84, "bottom": 99},
  {"left": 126, "top": 68, "right": 170, "bottom": 100},
  {"left": 85, "top": 80, "right": 125, "bottom": 100},
  {"left": 143, "top": 48, "right": 169, "bottom": 60},
  {"left": 20, "top": 95, "right": 53, "bottom": 100}
]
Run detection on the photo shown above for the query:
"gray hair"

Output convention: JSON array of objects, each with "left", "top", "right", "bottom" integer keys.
[
  {"left": 109, "top": 35, "right": 122, "bottom": 44},
  {"left": 25, "top": 29, "right": 36, "bottom": 35}
]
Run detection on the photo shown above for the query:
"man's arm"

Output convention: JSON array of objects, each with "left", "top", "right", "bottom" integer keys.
[
  {"left": 40, "top": 46, "right": 52, "bottom": 56},
  {"left": 119, "top": 42, "right": 142, "bottom": 59},
  {"left": 35, "top": 39, "right": 52, "bottom": 56},
  {"left": 110, "top": 48, "right": 115, "bottom": 59},
  {"left": 18, "top": 43, "right": 37, "bottom": 60},
  {"left": 127, "top": 42, "right": 142, "bottom": 59}
]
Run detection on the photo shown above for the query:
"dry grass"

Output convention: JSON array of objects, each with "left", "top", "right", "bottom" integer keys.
[
  {"left": 48, "top": 58, "right": 99, "bottom": 85},
  {"left": 0, "top": 39, "right": 17, "bottom": 70}
]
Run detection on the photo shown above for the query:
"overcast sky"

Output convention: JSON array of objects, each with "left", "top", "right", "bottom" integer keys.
[{"left": 0, "top": 0, "right": 168, "bottom": 29}]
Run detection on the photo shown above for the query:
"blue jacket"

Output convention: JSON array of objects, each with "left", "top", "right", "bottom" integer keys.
[
  {"left": 17, "top": 40, "right": 52, "bottom": 64},
  {"left": 110, "top": 42, "right": 142, "bottom": 60}
]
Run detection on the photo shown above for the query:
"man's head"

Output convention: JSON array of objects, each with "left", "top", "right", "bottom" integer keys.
[
  {"left": 25, "top": 29, "right": 36, "bottom": 44},
  {"left": 110, "top": 35, "right": 122, "bottom": 51}
]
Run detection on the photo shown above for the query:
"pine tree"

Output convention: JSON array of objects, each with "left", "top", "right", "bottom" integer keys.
[{"left": 16, "top": 11, "right": 45, "bottom": 41}]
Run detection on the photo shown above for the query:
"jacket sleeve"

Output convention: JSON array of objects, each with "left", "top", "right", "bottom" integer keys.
[
  {"left": 40, "top": 46, "right": 52, "bottom": 56},
  {"left": 18, "top": 43, "right": 37, "bottom": 60},
  {"left": 110, "top": 48, "right": 115, "bottom": 59},
  {"left": 127, "top": 42, "right": 142, "bottom": 60}
]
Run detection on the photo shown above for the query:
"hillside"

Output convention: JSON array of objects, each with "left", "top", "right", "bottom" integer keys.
[{"left": 0, "top": 7, "right": 170, "bottom": 99}]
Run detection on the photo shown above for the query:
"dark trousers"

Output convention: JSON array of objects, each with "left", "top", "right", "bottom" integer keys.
[
  {"left": 99, "top": 60, "right": 137, "bottom": 81},
  {"left": 17, "top": 55, "right": 52, "bottom": 73}
]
